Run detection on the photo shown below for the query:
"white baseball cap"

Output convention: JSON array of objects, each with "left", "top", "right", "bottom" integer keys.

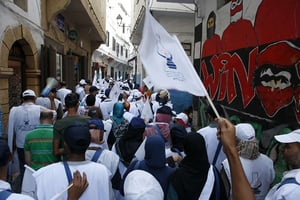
[
  {"left": 175, "top": 112, "right": 188, "bottom": 124},
  {"left": 79, "top": 79, "right": 87, "bottom": 85},
  {"left": 275, "top": 129, "right": 300, "bottom": 143},
  {"left": 22, "top": 89, "right": 36, "bottom": 97},
  {"left": 235, "top": 123, "right": 255, "bottom": 141}
]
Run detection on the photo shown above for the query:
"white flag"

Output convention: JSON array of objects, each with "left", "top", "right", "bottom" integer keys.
[
  {"left": 141, "top": 97, "right": 154, "bottom": 123},
  {"left": 109, "top": 82, "right": 121, "bottom": 102},
  {"left": 143, "top": 76, "right": 154, "bottom": 89},
  {"left": 138, "top": 6, "right": 208, "bottom": 97}
]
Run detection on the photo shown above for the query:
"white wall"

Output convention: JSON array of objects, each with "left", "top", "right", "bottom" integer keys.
[{"left": 0, "top": 0, "right": 43, "bottom": 49}]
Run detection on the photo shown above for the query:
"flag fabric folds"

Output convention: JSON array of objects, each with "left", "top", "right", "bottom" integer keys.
[{"left": 138, "top": 6, "right": 208, "bottom": 97}]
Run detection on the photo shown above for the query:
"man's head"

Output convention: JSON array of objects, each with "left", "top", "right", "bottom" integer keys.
[
  {"left": 235, "top": 123, "right": 259, "bottom": 159},
  {"left": 64, "top": 123, "right": 91, "bottom": 154},
  {"left": 86, "top": 94, "right": 96, "bottom": 107},
  {"left": 22, "top": 89, "right": 36, "bottom": 102},
  {"left": 40, "top": 111, "right": 54, "bottom": 124},
  {"left": 275, "top": 129, "right": 300, "bottom": 169},
  {"left": 156, "top": 106, "right": 175, "bottom": 123},
  {"left": 88, "top": 118, "right": 104, "bottom": 144},
  {"left": 89, "top": 86, "right": 99, "bottom": 95},
  {"left": 206, "top": 103, "right": 225, "bottom": 120},
  {"left": 175, "top": 112, "right": 189, "bottom": 128},
  {"left": 60, "top": 81, "right": 67, "bottom": 88},
  {"left": 65, "top": 93, "right": 79, "bottom": 109},
  {"left": 88, "top": 107, "right": 103, "bottom": 119},
  {"left": 79, "top": 79, "right": 87, "bottom": 86}
]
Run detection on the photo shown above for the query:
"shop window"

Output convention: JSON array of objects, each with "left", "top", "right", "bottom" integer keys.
[{"left": 181, "top": 43, "right": 191, "bottom": 56}]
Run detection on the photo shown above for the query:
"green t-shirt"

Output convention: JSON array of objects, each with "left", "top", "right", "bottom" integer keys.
[
  {"left": 53, "top": 115, "right": 90, "bottom": 140},
  {"left": 24, "top": 124, "right": 59, "bottom": 170}
]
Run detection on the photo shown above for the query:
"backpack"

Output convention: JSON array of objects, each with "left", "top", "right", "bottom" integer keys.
[
  {"left": 112, "top": 119, "right": 129, "bottom": 141},
  {"left": 0, "top": 190, "right": 12, "bottom": 199}
]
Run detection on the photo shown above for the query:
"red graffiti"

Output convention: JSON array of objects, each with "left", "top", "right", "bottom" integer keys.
[{"left": 201, "top": 48, "right": 258, "bottom": 108}]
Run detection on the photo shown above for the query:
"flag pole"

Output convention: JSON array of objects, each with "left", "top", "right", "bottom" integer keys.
[{"left": 205, "top": 94, "right": 220, "bottom": 118}]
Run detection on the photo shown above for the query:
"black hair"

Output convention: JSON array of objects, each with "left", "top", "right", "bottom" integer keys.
[
  {"left": 65, "top": 93, "right": 79, "bottom": 108},
  {"left": 206, "top": 103, "right": 225, "bottom": 118},
  {"left": 86, "top": 94, "right": 96, "bottom": 107}
]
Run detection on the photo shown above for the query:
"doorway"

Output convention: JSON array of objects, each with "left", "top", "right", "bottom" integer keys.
[{"left": 8, "top": 42, "right": 25, "bottom": 109}]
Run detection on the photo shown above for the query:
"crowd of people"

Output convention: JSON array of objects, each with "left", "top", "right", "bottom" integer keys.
[{"left": 1, "top": 76, "right": 300, "bottom": 200}]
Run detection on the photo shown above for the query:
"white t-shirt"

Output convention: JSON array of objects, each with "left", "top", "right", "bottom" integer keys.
[
  {"left": 7, "top": 103, "right": 55, "bottom": 151},
  {"left": 35, "top": 97, "right": 62, "bottom": 110},
  {"left": 85, "top": 143, "right": 120, "bottom": 175},
  {"left": 222, "top": 154, "right": 275, "bottom": 200},
  {"left": 34, "top": 161, "right": 111, "bottom": 200},
  {"left": 76, "top": 86, "right": 85, "bottom": 101},
  {"left": 100, "top": 99, "right": 115, "bottom": 120},
  {"left": 265, "top": 169, "right": 300, "bottom": 200},
  {"left": 0, "top": 180, "right": 34, "bottom": 200},
  {"left": 197, "top": 123, "right": 226, "bottom": 171},
  {"left": 56, "top": 87, "right": 72, "bottom": 107}
]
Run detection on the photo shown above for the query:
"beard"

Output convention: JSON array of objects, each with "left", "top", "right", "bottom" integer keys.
[{"left": 207, "top": 27, "right": 215, "bottom": 39}]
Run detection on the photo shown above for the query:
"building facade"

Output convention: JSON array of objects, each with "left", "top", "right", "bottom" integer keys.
[
  {"left": 92, "top": 0, "right": 134, "bottom": 82},
  {"left": 0, "top": 0, "right": 106, "bottom": 136}
]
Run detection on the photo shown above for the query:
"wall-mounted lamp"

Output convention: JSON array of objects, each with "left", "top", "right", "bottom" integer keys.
[
  {"left": 116, "top": 14, "right": 130, "bottom": 28},
  {"left": 116, "top": 14, "right": 123, "bottom": 26}
]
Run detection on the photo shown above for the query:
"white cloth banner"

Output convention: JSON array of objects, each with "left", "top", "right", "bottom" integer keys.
[
  {"left": 141, "top": 97, "right": 154, "bottom": 123},
  {"left": 138, "top": 6, "right": 208, "bottom": 97},
  {"left": 143, "top": 76, "right": 154, "bottom": 90}
]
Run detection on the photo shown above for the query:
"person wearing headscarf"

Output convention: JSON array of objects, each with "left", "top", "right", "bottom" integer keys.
[
  {"left": 107, "top": 102, "right": 126, "bottom": 149},
  {"left": 166, "top": 122, "right": 187, "bottom": 168},
  {"left": 166, "top": 132, "right": 227, "bottom": 200},
  {"left": 222, "top": 123, "right": 274, "bottom": 200},
  {"left": 115, "top": 117, "right": 145, "bottom": 167},
  {"left": 144, "top": 106, "right": 174, "bottom": 146},
  {"left": 121, "top": 135, "right": 175, "bottom": 197}
]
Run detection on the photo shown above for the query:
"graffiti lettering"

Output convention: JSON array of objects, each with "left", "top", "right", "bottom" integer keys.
[{"left": 201, "top": 48, "right": 258, "bottom": 108}]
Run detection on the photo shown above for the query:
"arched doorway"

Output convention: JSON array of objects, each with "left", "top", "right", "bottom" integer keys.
[
  {"left": 0, "top": 25, "right": 40, "bottom": 136},
  {"left": 8, "top": 41, "right": 25, "bottom": 109}
]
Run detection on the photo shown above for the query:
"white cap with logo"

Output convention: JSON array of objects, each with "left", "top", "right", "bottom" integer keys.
[
  {"left": 22, "top": 89, "right": 36, "bottom": 97},
  {"left": 235, "top": 123, "right": 255, "bottom": 141},
  {"left": 275, "top": 129, "right": 300, "bottom": 143}
]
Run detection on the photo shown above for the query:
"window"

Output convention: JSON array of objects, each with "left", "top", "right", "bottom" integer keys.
[
  {"left": 125, "top": 49, "right": 128, "bottom": 58},
  {"left": 55, "top": 14, "right": 65, "bottom": 32},
  {"left": 121, "top": 46, "right": 124, "bottom": 56},
  {"left": 14, "top": 0, "right": 27, "bottom": 11},
  {"left": 181, "top": 43, "right": 191, "bottom": 56},
  {"left": 106, "top": 31, "right": 110, "bottom": 46},
  {"left": 112, "top": 37, "right": 116, "bottom": 51},
  {"left": 56, "top": 53, "right": 63, "bottom": 81},
  {"left": 116, "top": 43, "right": 119, "bottom": 56}
]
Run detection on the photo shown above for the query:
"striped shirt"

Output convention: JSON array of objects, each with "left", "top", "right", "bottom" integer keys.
[{"left": 24, "top": 124, "right": 59, "bottom": 170}]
